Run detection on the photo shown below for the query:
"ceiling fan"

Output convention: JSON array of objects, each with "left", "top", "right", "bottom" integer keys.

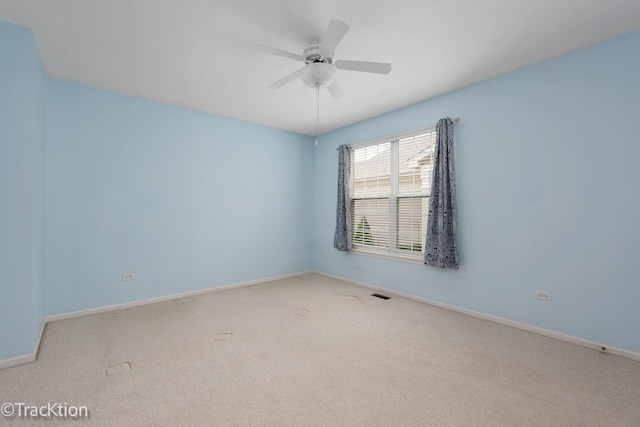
[{"left": 253, "top": 19, "right": 392, "bottom": 98}]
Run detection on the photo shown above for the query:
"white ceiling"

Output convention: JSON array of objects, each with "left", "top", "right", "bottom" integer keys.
[{"left": 2, "top": 0, "right": 640, "bottom": 136}]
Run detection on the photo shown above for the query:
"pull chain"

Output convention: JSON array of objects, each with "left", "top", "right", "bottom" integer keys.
[{"left": 315, "top": 84, "right": 320, "bottom": 145}]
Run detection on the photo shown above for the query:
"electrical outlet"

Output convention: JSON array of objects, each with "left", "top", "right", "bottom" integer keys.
[
  {"left": 536, "top": 291, "right": 551, "bottom": 301},
  {"left": 122, "top": 274, "right": 134, "bottom": 281}
]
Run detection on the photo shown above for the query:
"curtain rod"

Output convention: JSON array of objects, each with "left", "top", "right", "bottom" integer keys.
[{"left": 334, "top": 117, "right": 461, "bottom": 150}]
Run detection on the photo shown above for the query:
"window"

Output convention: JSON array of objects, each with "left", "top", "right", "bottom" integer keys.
[{"left": 351, "top": 127, "right": 436, "bottom": 261}]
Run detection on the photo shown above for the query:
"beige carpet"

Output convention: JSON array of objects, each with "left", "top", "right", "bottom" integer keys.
[{"left": 1, "top": 273, "right": 639, "bottom": 426}]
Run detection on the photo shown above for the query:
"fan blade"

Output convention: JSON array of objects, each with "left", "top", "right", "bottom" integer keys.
[
  {"left": 251, "top": 43, "right": 304, "bottom": 61},
  {"left": 319, "top": 20, "right": 350, "bottom": 57},
  {"left": 327, "top": 80, "right": 345, "bottom": 99},
  {"left": 268, "top": 69, "right": 302, "bottom": 89},
  {"left": 334, "top": 60, "right": 392, "bottom": 74}
]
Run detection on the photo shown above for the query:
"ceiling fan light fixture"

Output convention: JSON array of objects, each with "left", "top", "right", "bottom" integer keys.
[{"left": 300, "top": 62, "right": 336, "bottom": 89}]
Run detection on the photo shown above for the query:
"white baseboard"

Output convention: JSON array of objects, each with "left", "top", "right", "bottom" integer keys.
[
  {"left": 34, "top": 320, "right": 46, "bottom": 359},
  {"left": 0, "top": 352, "right": 36, "bottom": 370},
  {"left": 1, "top": 270, "right": 312, "bottom": 370},
  {"left": 0, "top": 320, "right": 47, "bottom": 370},
  {"left": 313, "top": 270, "right": 640, "bottom": 363},
  {"left": 46, "top": 270, "right": 313, "bottom": 323}
]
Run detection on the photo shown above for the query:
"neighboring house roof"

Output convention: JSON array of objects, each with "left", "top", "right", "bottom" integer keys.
[{"left": 353, "top": 132, "right": 436, "bottom": 193}]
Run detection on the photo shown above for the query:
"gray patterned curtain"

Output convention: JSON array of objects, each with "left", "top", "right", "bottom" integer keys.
[
  {"left": 334, "top": 144, "right": 352, "bottom": 251},
  {"left": 425, "top": 118, "right": 459, "bottom": 268}
]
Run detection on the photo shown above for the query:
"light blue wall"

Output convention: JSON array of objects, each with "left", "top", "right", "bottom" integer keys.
[
  {"left": 45, "top": 79, "right": 313, "bottom": 315},
  {"left": 312, "top": 30, "right": 640, "bottom": 353},
  {"left": 0, "top": 21, "right": 46, "bottom": 360}
]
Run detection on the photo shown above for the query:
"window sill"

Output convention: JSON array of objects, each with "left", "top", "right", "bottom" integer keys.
[{"left": 351, "top": 248, "right": 425, "bottom": 265}]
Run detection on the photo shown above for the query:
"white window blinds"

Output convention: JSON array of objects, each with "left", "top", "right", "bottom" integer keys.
[{"left": 351, "top": 128, "right": 436, "bottom": 259}]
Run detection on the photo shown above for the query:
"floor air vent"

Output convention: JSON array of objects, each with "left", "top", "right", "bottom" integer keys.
[{"left": 371, "top": 293, "right": 391, "bottom": 300}]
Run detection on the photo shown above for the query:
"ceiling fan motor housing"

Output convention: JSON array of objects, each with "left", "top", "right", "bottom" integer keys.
[{"left": 304, "top": 42, "right": 333, "bottom": 64}]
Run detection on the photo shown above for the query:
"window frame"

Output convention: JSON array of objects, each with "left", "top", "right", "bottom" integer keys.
[{"left": 349, "top": 126, "right": 436, "bottom": 264}]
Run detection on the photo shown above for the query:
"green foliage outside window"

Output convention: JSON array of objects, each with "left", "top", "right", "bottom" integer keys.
[{"left": 354, "top": 216, "right": 374, "bottom": 245}]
